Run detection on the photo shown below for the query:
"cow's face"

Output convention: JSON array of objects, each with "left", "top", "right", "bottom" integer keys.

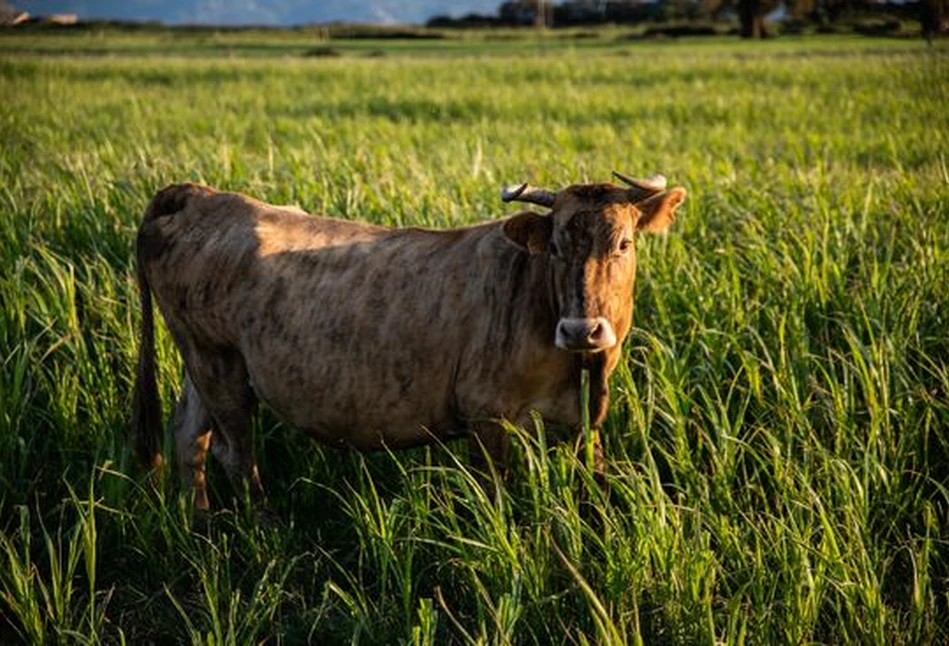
[{"left": 503, "top": 180, "right": 686, "bottom": 353}]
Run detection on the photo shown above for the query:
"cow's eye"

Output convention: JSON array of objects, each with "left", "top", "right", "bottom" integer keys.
[{"left": 617, "top": 239, "right": 633, "bottom": 255}]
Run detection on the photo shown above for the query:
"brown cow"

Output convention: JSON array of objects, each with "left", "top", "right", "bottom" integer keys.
[{"left": 132, "top": 173, "right": 687, "bottom": 509}]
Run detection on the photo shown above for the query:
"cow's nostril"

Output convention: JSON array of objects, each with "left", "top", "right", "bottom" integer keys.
[{"left": 588, "top": 321, "right": 604, "bottom": 342}]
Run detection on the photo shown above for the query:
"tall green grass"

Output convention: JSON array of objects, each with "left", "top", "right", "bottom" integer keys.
[{"left": 1, "top": 36, "right": 948, "bottom": 643}]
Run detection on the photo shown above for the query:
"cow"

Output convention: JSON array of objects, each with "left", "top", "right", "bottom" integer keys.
[{"left": 131, "top": 172, "right": 687, "bottom": 509}]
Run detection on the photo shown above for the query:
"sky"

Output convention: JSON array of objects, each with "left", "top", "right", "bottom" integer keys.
[{"left": 10, "top": 0, "right": 504, "bottom": 25}]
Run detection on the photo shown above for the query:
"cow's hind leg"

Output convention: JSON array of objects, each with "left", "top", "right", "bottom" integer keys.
[
  {"left": 174, "top": 373, "right": 213, "bottom": 510},
  {"left": 186, "top": 346, "right": 265, "bottom": 505}
]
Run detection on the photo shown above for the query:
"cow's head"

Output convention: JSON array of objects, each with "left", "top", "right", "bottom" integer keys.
[{"left": 501, "top": 171, "right": 686, "bottom": 353}]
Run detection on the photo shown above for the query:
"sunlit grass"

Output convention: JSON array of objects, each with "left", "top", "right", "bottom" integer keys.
[{"left": 1, "top": 36, "right": 948, "bottom": 643}]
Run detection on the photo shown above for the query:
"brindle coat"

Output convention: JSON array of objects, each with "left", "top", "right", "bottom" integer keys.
[{"left": 132, "top": 179, "right": 686, "bottom": 508}]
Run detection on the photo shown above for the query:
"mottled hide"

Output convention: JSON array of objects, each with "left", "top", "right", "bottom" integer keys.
[{"left": 131, "top": 177, "right": 686, "bottom": 508}]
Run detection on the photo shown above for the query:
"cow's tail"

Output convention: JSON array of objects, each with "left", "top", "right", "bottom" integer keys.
[
  {"left": 131, "top": 183, "right": 206, "bottom": 470},
  {"left": 131, "top": 239, "right": 163, "bottom": 470}
]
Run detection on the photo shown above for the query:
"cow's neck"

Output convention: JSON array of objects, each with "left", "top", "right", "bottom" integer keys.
[{"left": 535, "top": 255, "right": 612, "bottom": 429}]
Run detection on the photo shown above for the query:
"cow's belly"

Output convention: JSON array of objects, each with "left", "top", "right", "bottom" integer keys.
[
  {"left": 243, "top": 338, "right": 590, "bottom": 452},
  {"left": 242, "top": 341, "right": 463, "bottom": 451}
]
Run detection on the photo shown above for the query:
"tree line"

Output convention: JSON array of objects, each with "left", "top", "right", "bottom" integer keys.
[{"left": 428, "top": 0, "right": 947, "bottom": 40}]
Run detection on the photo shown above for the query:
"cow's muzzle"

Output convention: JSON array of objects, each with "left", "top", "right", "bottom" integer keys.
[{"left": 555, "top": 317, "right": 617, "bottom": 352}]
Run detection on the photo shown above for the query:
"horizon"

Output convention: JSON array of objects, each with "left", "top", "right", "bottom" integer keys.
[{"left": 4, "top": 1, "right": 506, "bottom": 26}]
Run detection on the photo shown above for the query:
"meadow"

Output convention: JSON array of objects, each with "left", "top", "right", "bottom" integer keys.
[{"left": 1, "top": 30, "right": 948, "bottom": 644}]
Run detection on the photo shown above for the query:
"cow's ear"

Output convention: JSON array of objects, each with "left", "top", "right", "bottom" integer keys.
[
  {"left": 635, "top": 187, "right": 687, "bottom": 233},
  {"left": 503, "top": 211, "right": 552, "bottom": 254}
]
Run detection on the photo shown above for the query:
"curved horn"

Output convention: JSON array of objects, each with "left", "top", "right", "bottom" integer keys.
[
  {"left": 501, "top": 183, "right": 557, "bottom": 208},
  {"left": 612, "top": 171, "right": 668, "bottom": 199}
]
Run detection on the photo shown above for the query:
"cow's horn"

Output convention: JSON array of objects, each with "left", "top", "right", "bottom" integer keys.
[
  {"left": 612, "top": 171, "right": 667, "bottom": 198},
  {"left": 501, "top": 183, "right": 557, "bottom": 208}
]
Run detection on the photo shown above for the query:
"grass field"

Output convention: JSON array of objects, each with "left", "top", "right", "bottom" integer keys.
[{"left": 1, "top": 31, "right": 949, "bottom": 644}]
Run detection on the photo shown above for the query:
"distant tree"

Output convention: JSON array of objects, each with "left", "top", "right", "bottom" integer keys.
[
  {"left": 735, "top": 0, "right": 780, "bottom": 36},
  {"left": 497, "top": 0, "right": 553, "bottom": 26},
  {"left": 714, "top": 0, "right": 868, "bottom": 38},
  {"left": 920, "top": 0, "right": 949, "bottom": 40},
  {"left": 498, "top": 0, "right": 535, "bottom": 25}
]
